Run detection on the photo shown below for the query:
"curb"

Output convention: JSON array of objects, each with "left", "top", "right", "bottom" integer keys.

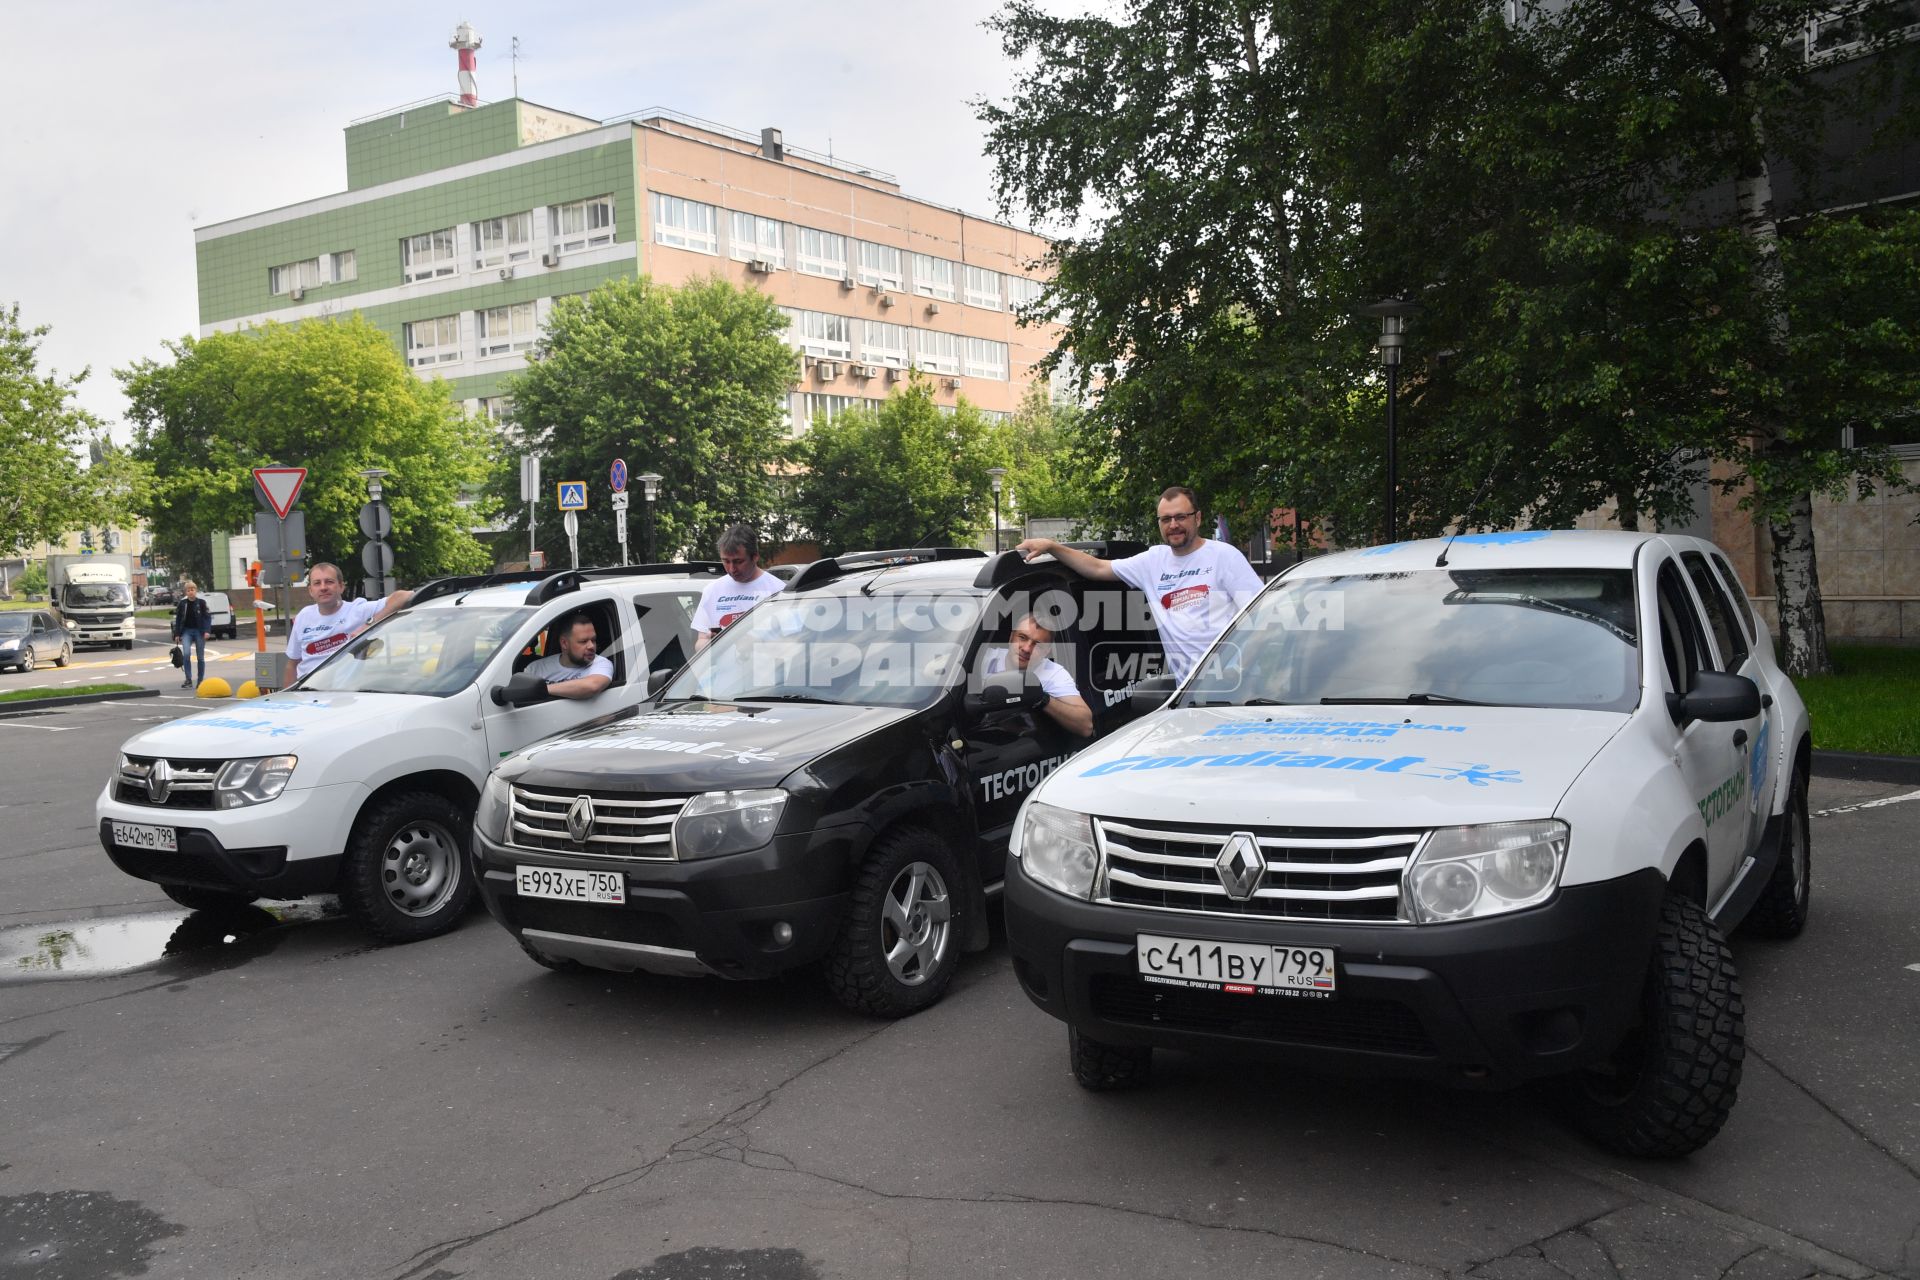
[
  {"left": 1810, "top": 749, "right": 1920, "bottom": 786},
  {"left": 0, "top": 688, "right": 161, "bottom": 714}
]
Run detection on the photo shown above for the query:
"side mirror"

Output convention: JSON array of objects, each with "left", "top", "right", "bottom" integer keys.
[
  {"left": 490, "top": 671, "right": 547, "bottom": 707},
  {"left": 1673, "top": 670, "right": 1761, "bottom": 724},
  {"left": 646, "top": 668, "right": 673, "bottom": 695},
  {"left": 1128, "top": 674, "right": 1177, "bottom": 715}
]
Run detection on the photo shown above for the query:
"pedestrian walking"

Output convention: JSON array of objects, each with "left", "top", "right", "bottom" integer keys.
[{"left": 172, "top": 581, "right": 212, "bottom": 689}]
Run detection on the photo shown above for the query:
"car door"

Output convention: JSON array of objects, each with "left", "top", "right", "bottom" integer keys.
[
  {"left": 480, "top": 598, "right": 633, "bottom": 763},
  {"left": 34, "top": 613, "right": 59, "bottom": 657},
  {"left": 631, "top": 588, "right": 705, "bottom": 688},
  {"left": 1683, "top": 550, "right": 1772, "bottom": 859}
]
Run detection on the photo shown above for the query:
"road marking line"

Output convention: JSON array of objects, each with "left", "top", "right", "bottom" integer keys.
[
  {"left": 1813, "top": 788, "right": 1920, "bottom": 818},
  {"left": 0, "top": 721, "right": 72, "bottom": 731}
]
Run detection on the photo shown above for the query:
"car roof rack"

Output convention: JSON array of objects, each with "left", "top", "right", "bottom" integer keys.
[
  {"left": 789, "top": 547, "right": 987, "bottom": 592},
  {"left": 525, "top": 562, "right": 724, "bottom": 606},
  {"left": 408, "top": 570, "right": 550, "bottom": 608},
  {"left": 971, "top": 540, "right": 1148, "bottom": 589}
]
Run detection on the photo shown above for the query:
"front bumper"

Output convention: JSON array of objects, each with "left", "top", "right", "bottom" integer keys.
[
  {"left": 1004, "top": 860, "right": 1666, "bottom": 1088},
  {"left": 473, "top": 823, "right": 860, "bottom": 979},
  {"left": 95, "top": 781, "right": 366, "bottom": 895}
]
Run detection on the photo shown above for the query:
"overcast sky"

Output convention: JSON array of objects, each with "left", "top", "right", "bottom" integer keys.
[{"left": 1, "top": 2, "right": 1037, "bottom": 435}]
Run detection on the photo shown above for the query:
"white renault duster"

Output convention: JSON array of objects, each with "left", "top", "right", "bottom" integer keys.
[
  {"left": 1004, "top": 530, "right": 1811, "bottom": 1158},
  {"left": 96, "top": 565, "right": 721, "bottom": 942}
]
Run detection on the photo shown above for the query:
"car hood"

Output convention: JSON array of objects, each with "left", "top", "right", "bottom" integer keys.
[
  {"left": 1036, "top": 703, "right": 1629, "bottom": 828},
  {"left": 502, "top": 699, "right": 916, "bottom": 792},
  {"left": 120, "top": 691, "right": 437, "bottom": 757}
]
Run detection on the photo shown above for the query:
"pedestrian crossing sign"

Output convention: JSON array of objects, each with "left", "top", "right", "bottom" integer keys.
[{"left": 556, "top": 482, "right": 588, "bottom": 511}]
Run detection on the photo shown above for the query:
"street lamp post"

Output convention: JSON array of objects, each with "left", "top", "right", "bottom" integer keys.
[
  {"left": 986, "top": 467, "right": 1007, "bottom": 552},
  {"left": 1360, "top": 299, "right": 1419, "bottom": 542},
  {"left": 638, "top": 472, "right": 662, "bottom": 563}
]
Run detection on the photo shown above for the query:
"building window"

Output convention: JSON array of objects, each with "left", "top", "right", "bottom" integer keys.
[
  {"left": 402, "top": 229, "right": 458, "bottom": 283},
  {"left": 796, "top": 393, "right": 875, "bottom": 428},
  {"left": 854, "top": 240, "right": 904, "bottom": 290},
  {"left": 476, "top": 396, "right": 511, "bottom": 424},
  {"left": 796, "top": 228, "right": 847, "bottom": 278},
  {"left": 476, "top": 302, "right": 538, "bottom": 357},
  {"left": 473, "top": 211, "right": 535, "bottom": 269},
  {"left": 330, "top": 250, "right": 357, "bottom": 284},
  {"left": 268, "top": 257, "right": 324, "bottom": 296},
  {"left": 862, "top": 320, "right": 910, "bottom": 368},
  {"left": 551, "top": 196, "right": 615, "bottom": 253},
  {"left": 651, "top": 192, "right": 719, "bottom": 254},
  {"left": 405, "top": 315, "right": 462, "bottom": 368},
  {"left": 1807, "top": 2, "right": 1920, "bottom": 59},
  {"left": 964, "top": 338, "right": 1009, "bottom": 381},
  {"left": 779, "top": 307, "right": 852, "bottom": 360},
  {"left": 911, "top": 253, "right": 958, "bottom": 302},
  {"left": 964, "top": 266, "right": 1002, "bottom": 311},
  {"left": 912, "top": 329, "right": 960, "bottom": 376},
  {"left": 1005, "top": 274, "right": 1045, "bottom": 310},
  {"left": 729, "top": 212, "right": 786, "bottom": 267}
]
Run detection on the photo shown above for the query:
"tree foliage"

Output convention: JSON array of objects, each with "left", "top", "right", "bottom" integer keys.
[
  {"left": 0, "top": 303, "right": 125, "bottom": 555},
  {"left": 793, "top": 379, "right": 1005, "bottom": 553},
  {"left": 119, "top": 316, "right": 495, "bottom": 587},
  {"left": 494, "top": 276, "right": 798, "bottom": 565},
  {"left": 1001, "top": 384, "right": 1103, "bottom": 533}
]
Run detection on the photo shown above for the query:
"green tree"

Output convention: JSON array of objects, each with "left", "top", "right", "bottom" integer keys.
[
  {"left": 0, "top": 304, "right": 100, "bottom": 557},
  {"left": 794, "top": 380, "right": 1004, "bottom": 553},
  {"left": 119, "top": 316, "right": 495, "bottom": 587},
  {"left": 1002, "top": 384, "right": 1103, "bottom": 533},
  {"left": 495, "top": 276, "right": 798, "bottom": 565}
]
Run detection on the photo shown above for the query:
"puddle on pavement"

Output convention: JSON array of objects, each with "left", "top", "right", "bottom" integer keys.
[
  {"left": 1, "top": 1190, "right": 185, "bottom": 1277},
  {"left": 0, "top": 899, "right": 343, "bottom": 982}
]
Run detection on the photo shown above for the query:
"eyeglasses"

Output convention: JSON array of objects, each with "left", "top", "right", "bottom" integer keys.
[{"left": 1156, "top": 510, "right": 1200, "bottom": 526}]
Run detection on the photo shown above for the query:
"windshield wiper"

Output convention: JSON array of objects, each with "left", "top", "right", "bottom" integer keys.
[
  {"left": 731, "top": 692, "right": 836, "bottom": 704},
  {"left": 1320, "top": 692, "right": 1493, "bottom": 706}
]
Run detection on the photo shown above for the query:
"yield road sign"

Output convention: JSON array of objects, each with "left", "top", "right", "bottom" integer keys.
[
  {"left": 610, "top": 458, "right": 628, "bottom": 493},
  {"left": 557, "top": 482, "right": 588, "bottom": 511},
  {"left": 253, "top": 467, "right": 307, "bottom": 520}
]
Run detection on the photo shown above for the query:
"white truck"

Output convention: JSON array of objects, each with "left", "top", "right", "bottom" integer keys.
[
  {"left": 95, "top": 565, "right": 722, "bottom": 942},
  {"left": 48, "top": 553, "right": 137, "bottom": 649}
]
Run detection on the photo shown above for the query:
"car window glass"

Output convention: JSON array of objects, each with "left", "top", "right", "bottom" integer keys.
[
  {"left": 1709, "top": 552, "right": 1759, "bottom": 643},
  {"left": 1682, "top": 552, "right": 1749, "bottom": 671},
  {"left": 298, "top": 606, "right": 529, "bottom": 696},
  {"left": 1655, "top": 562, "right": 1708, "bottom": 695}
]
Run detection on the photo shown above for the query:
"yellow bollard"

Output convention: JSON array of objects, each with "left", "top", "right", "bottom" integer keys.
[
  {"left": 235, "top": 680, "right": 261, "bottom": 699},
  {"left": 196, "top": 676, "right": 234, "bottom": 698}
]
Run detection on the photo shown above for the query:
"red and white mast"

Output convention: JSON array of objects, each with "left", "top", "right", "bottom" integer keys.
[{"left": 450, "top": 22, "right": 482, "bottom": 107}]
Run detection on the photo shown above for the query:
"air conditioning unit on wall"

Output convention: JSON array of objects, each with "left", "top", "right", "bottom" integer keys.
[
  {"left": 886, "top": 367, "right": 906, "bottom": 382},
  {"left": 541, "top": 251, "right": 560, "bottom": 268},
  {"left": 925, "top": 302, "right": 942, "bottom": 316},
  {"left": 941, "top": 376, "right": 962, "bottom": 390},
  {"left": 289, "top": 287, "right": 305, "bottom": 302},
  {"left": 878, "top": 292, "right": 896, "bottom": 308},
  {"left": 817, "top": 361, "right": 841, "bottom": 381},
  {"left": 839, "top": 275, "right": 856, "bottom": 291},
  {"left": 854, "top": 364, "right": 881, "bottom": 379},
  {"left": 498, "top": 266, "right": 515, "bottom": 281},
  {"left": 747, "top": 258, "right": 773, "bottom": 274}
]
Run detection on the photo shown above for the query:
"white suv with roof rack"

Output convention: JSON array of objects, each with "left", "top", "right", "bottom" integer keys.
[{"left": 95, "top": 564, "right": 722, "bottom": 942}]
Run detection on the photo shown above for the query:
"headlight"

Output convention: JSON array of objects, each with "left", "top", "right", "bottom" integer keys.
[
  {"left": 477, "top": 771, "right": 512, "bottom": 843},
  {"left": 1015, "top": 802, "right": 1099, "bottom": 900},
  {"left": 213, "top": 755, "right": 298, "bottom": 810},
  {"left": 0, "top": 639, "right": 18, "bottom": 651},
  {"left": 673, "top": 789, "right": 786, "bottom": 860},
  {"left": 1406, "top": 819, "right": 1568, "bottom": 923}
]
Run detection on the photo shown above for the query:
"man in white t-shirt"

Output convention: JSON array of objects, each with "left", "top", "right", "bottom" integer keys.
[
  {"left": 693, "top": 524, "right": 785, "bottom": 652},
  {"left": 523, "top": 612, "right": 614, "bottom": 699},
  {"left": 284, "top": 562, "right": 413, "bottom": 684},
  {"left": 1016, "top": 485, "right": 1265, "bottom": 682},
  {"left": 979, "top": 614, "right": 1094, "bottom": 738}
]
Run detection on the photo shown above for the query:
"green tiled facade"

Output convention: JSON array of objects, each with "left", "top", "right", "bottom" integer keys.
[{"left": 344, "top": 100, "right": 525, "bottom": 190}]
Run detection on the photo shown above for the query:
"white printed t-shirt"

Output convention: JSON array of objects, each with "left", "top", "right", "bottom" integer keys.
[
  {"left": 524, "top": 652, "right": 615, "bottom": 686},
  {"left": 981, "top": 646, "right": 1081, "bottom": 701},
  {"left": 285, "top": 597, "right": 385, "bottom": 679},
  {"left": 1111, "top": 540, "right": 1265, "bottom": 681},
  {"left": 693, "top": 571, "right": 785, "bottom": 633}
]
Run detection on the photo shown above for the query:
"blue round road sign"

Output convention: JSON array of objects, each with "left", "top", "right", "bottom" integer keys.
[{"left": 610, "top": 458, "right": 628, "bottom": 493}]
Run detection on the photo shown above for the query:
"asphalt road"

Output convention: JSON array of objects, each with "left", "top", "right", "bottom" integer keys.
[
  {"left": 1, "top": 698, "right": 1916, "bottom": 1280},
  {"left": 0, "top": 616, "right": 278, "bottom": 698}
]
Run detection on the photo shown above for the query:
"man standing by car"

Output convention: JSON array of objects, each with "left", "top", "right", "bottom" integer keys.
[
  {"left": 693, "top": 524, "right": 785, "bottom": 652},
  {"left": 1016, "top": 486, "right": 1264, "bottom": 682},
  {"left": 283, "top": 562, "right": 413, "bottom": 684},
  {"left": 524, "top": 613, "right": 614, "bottom": 699},
  {"left": 171, "top": 581, "right": 212, "bottom": 689},
  {"left": 979, "top": 613, "right": 1094, "bottom": 738}
]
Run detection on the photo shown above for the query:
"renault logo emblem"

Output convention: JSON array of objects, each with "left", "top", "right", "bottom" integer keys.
[
  {"left": 1215, "top": 831, "right": 1264, "bottom": 901},
  {"left": 565, "top": 795, "right": 595, "bottom": 843},
  {"left": 147, "top": 758, "right": 173, "bottom": 804}
]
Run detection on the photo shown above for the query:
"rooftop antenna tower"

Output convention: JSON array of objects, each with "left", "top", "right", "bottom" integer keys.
[
  {"left": 451, "top": 22, "right": 483, "bottom": 107},
  {"left": 511, "top": 36, "right": 521, "bottom": 98}
]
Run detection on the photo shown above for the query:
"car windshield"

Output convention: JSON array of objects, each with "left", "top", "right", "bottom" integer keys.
[
  {"left": 63, "top": 584, "right": 131, "bottom": 607},
  {"left": 0, "top": 616, "right": 29, "bottom": 635},
  {"left": 663, "top": 589, "right": 984, "bottom": 709},
  {"left": 296, "top": 606, "right": 531, "bottom": 697},
  {"left": 1175, "top": 568, "right": 1640, "bottom": 713}
]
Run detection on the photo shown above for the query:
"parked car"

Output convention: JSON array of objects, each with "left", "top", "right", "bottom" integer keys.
[
  {"left": 1002, "top": 530, "right": 1811, "bottom": 1158},
  {"left": 0, "top": 610, "right": 73, "bottom": 672},
  {"left": 201, "top": 591, "right": 238, "bottom": 639},
  {"left": 473, "top": 544, "right": 1165, "bottom": 1017},
  {"left": 96, "top": 565, "right": 721, "bottom": 942}
]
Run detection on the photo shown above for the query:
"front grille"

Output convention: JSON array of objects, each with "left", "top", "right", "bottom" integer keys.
[
  {"left": 1096, "top": 818, "right": 1420, "bottom": 923},
  {"left": 117, "top": 756, "right": 223, "bottom": 810},
  {"left": 508, "top": 784, "right": 687, "bottom": 861},
  {"left": 1090, "top": 975, "right": 1435, "bottom": 1057}
]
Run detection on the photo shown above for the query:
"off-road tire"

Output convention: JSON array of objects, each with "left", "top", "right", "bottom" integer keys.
[
  {"left": 341, "top": 791, "right": 475, "bottom": 944},
  {"left": 161, "top": 883, "right": 257, "bottom": 911},
  {"left": 1743, "top": 769, "right": 1811, "bottom": 939},
  {"left": 518, "top": 934, "right": 586, "bottom": 973},
  {"left": 1559, "top": 894, "right": 1744, "bottom": 1158},
  {"left": 1069, "top": 1027, "right": 1153, "bottom": 1091},
  {"left": 823, "top": 826, "right": 962, "bottom": 1018}
]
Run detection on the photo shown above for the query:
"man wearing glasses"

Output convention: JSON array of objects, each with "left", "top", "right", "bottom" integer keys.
[{"left": 1015, "top": 486, "right": 1263, "bottom": 681}]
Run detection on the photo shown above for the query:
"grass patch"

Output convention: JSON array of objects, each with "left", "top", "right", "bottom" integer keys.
[
  {"left": 0, "top": 682, "right": 140, "bottom": 704},
  {"left": 1793, "top": 643, "right": 1920, "bottom": 757},
  {"left": 136, "top": 608, "right": 173, "bottom": 619}
]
